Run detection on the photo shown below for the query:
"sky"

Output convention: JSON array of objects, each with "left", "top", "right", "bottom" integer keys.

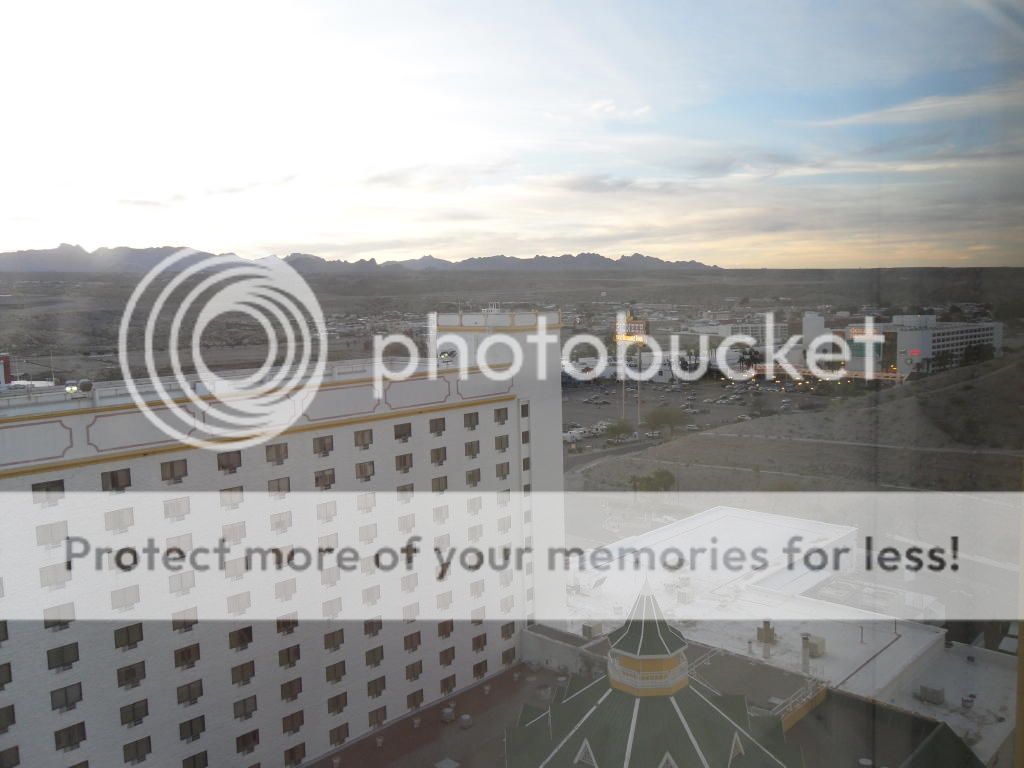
[{"left": 1, "top": 0, "right": 1023, "bottom": 268}]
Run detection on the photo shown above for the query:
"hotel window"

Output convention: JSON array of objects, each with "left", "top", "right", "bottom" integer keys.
[
  {"left": 164, "top": 496, "right": 190, "bottom": 521},
  {"left": 268, "top": 477, "right": 291, "bottom": 497},
  {"left": 175, "top": 684, "right": 200, "bottom": 708},
  {"left": 355, "top": 461, "right": 375, "bottom": 482},
  {"left": 115, "top": 698, "right": 145, "bottom": 726},
  {"left": 327, "top": 660, "right": 347, "bottom": 683},
  {"left": 317, "top": 499, "right": 337, "bottom": 522},
  {"left": 329, "top": 723, "right": 350, "bottom": 746},
  {"left": 439, "top": 646, "right": 455, "bottom": 666},
  {"left": 496, "top": 462, "right": 510, "bottom": 480},
  {"left": 118, "top": 661, "right": 146, "bottom": 689},
  {"left": 180, "top": 715, "right": 205, "bottom": 743},
  {"left": 114, "top": 623, "right": 143, "bottom": 650},
  {"left": 437, "top": 591, "right": 453, "bottom": 610},
  {"left": 430, "top": 446, "right": 447, "bottom": 465},
  {"left": 406, "top": 660, "right": 423, "bottom": 681},
  {"left": 279, "top": 645, "right": 301, "bottom": 668},
  {"left": 354, "top": 429, "right": 373, "bottom": 449},
  {"left": 161, "top": 459, "right": 188, "bottom": 484},
  {"left": 36, "top": 520, "right": 68, "bottom": 547},
  {"left": 498, "top": 516, "right": 512, "bottom": 534},
  {"left": 278, "top": 615, "right": 298, "bottom": 635},
  {"left": 395, "top": 453, "right": 413, "bottom": 473},
  {"left": 236, "top": 730, "right": 260, "bottom": 755},
  {"left": 407, "top": 689, "right": 425, "bottom": 710},
  {"left": 441, "top": 675, "right": 457, "bottom": 695},
  {"left": 494, "top": 407, "right": 508, "bottom": 425},
  {"left": 468, "top": 496, "right": 483, "bottom": 515},
  {"left": 429, "top": 417, "right": 446, "bottom": 436},
  {"left": 232, "top": 661, "right": 255, "bottom": 686},
  {"left": 503, "top": 647, "right": 517, "bottom": 665},
  {"left": 394, "top": 422, "right": 412, "bottom": 442},
  {"left": 502, "top": 621, "right": 516, "bottom": 640},
  {"left": 40, "top": 561, "right": 72, "bottom": 589},
  {"left": 433, "top": 504, "right": 450, "bottom": 523},
  {"left": 466, "top": 468, "right": 481, "bottom": 487},
  {"left": 465, "top": 440, "right": 480, "bottom": 458},
  {"left": 522, "top": 430, "right": 530, "bottom": 444},
  {"left": 222, "top": 521, "right": 246, "bottom": 545},
  {"left": 367, "top": 676, "right": 386, "bottom": 698},
  {"left": 315, "top": 467, "right": 336, "bottom": 490},
  {"left": 183, "top": 752, "right": 208, "bottom": 768},
  {"left": 47, "top": 642, "right": 79, "bottom": 671},
  {"left": 521, "top": 402, "right": 529, "bottom": 418},
  {"left": 501, "top": 594, "right": 516, "bottom": 613},
  {"left": 369, "top": 707, "right": 387, "bottom": 729},
  {"left": 313, "top": 435, "right": 334, "bottom": 457},
  {"left": 469, "top": 524, "right": 483, "bottom": 543},
  {"left": 464, "top": 411, "right": 479, "bottom": 430},
  {"left": 432, "top": 476, "right": 448, "bottom": 493},
  {"left": 221, "top": 486, "right": 244, "bottom": 509},
  {"left": 472, "top": 607, "right": 485, "bottom": 624},
  {"left": 397, "top": 483, "right": 414, "bottom": 502},
  {"left": 234, "top": 695, "right": 258, "bottom": 720},
  {"left": 0, "top": 748, "right": 15, "bottom": 768},
  {"left": 266, "top": 442, "right": 289, "bottom": 465},
  {"left": 495, "top": 434, "right": 509, "bottom": 452},
  {"left": 523, "top": 457, "right": 531, "bottom": 471},
  {"left": 281, "top": 677, "right": 303, "bottom": 701},
  {"left": 472, "top": 633, "right": 487, "bottom": 652},
  {"left": 498, "top": 488, "right": 511, "bottom": 506},
  {"left": 438, "top": 619, "right": 454, "bottom": 638},
  {"left": 323, "top": 597, "right": 343, "bottom": 618},
  {"left": 399, "top": 512, "right": 416, "bottom": 533},
  {"left": 46, "top": 602, "right": 76, "bottom": 631},
  {"left": 50, "top": 682, "right": 83, "bottom": 712},
  {"left": 54, "top": 721, "right": 87, "bottom": 751},
  {"left": 365, "top": 619, "right": 383, "bottom": 638},
  {"left": 217, "top": 450, "right": 242, "bottom": 473},
  {"left": 473, "top": 660, "right": 488, "bottom": 679},
  {"left": 282, "top": 711, "right": 304, "bottom": 735},
  {"left": 101, "top": 467, "right": 132, "bottom": 492},
  {"left": 403, "top": 602, "right": 420, "bottom": 621},
  {"left": 284, "top": 743, "right": 306, "bottom": 767},
  {"left": 229, "top": 626, "right": 253, "bottom": 651},
  {"left": 174, "top": 643, "right": 201, "bottom": 670},
  {"left": 324, "top": 629, "right": 344, "bottom": 651},
  {"left": 124, "top": 736, "right": 152, "bottom": 763},
  {"left": 357, "top": 491, "right": 376, "bottom": 511},
  {"left": 404, "top": 631, "right": 421, "bottom": 652},
  {"left": 359, "top": 523, "right": 378, "bottom": 545},
  {"left": 104, "top": 507, "right": 134, "bottom": 533},
  {"left": 365, "top": 645, "right": 384, "bottom": 667},
  {"left": 270, "top": 509, "right": 292, "bottom": 533},
  {"left": 32, "top": 478, "right": 65, "bottom": 505},
  {"left": 328, "top": 692, "right": 348, "bottom": 714},
  {"left": 402, "top": 572, "right": 418, "bottom": 593},
  {"left": 0, "top": 706, "right": 11, "bottom": 736},
  {"left": 470, "top": 579, "right": 485, "bottom": 598},
  {"left": 322, "top": 566, "right": 340, "bottom": 587}
]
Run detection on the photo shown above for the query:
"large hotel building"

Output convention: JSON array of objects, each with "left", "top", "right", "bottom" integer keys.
[{"left": 0, "top": 311, "right": 563, "bottom": 767}]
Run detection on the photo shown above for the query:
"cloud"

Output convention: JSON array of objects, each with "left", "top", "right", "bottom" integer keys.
[{"left": 816, "top": 79, "right": 1024, "bottom": 126}]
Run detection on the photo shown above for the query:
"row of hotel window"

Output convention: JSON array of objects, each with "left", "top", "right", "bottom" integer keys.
[
  {"left": 30, "top": 436, "right": 530, "bottom": 501},
  {"left": 0, "top": 620, "right": 516, "bottom": 767}
]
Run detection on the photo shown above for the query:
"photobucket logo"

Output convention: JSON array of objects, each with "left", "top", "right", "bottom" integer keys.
[
  {"left": 372, "top": 311, "right": 884, "bottom": 393},
  {"left": 118, "top": 248, "right": 327, "bottom": 450}
]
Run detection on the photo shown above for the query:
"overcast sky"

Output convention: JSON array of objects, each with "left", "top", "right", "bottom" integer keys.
[{"left": 2, "top": 0, "right": 1022, "bottom": 267}]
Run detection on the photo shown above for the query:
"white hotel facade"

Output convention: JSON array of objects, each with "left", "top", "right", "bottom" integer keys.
[{"left": 0, "top": 311, "right": 563, "bottom": 767}]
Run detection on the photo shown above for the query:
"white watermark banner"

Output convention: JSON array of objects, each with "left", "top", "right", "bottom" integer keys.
[{"left": 2, "top": 491, "right": 1019, "bottom": 623}]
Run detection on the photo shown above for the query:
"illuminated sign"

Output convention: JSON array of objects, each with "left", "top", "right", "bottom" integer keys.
[
  {"left": 615, "top": 313, "right": 649, "bottom": 344},
  {"left": 909, "top": 348, "right": 921, "bottom": 357}
]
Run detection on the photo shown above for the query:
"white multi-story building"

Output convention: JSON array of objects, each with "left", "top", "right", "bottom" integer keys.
[
  {"left": 846, "top": 314, "right": 1003, "bottom": 378},
  {"left": 0, "top": 310, "right": 563, "bottom": 768}
]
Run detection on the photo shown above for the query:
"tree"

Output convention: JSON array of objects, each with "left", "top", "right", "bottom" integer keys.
[
  {"left": 605, "top": 420, "right": 633, "bottom": 439},
  {"left": 646, "top": 406, "right": 684, "bottom": 435}
]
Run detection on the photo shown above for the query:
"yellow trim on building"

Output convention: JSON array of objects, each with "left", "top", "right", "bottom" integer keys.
[{"left": 0, "top": 394, "right": 516, "bottom": 481}]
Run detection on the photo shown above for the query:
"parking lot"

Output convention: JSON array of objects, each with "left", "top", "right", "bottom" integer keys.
[{"left": 561, "top": 375, "right": 823, "bottom": 453}]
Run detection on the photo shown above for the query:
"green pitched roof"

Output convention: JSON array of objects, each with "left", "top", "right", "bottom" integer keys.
[
  {"left": 606, "top": 590, "right": 688, "bottom": 656},
  {"left": 506, "top": 675, "right": 805, "bottom": 768}
]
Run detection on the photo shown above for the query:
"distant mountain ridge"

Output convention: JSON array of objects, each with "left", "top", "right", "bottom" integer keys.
[{"left": 0, "top": 244, "right": 722, "bottom": 274}]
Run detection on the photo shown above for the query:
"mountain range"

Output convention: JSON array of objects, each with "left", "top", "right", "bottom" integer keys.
[{"left": 0, "top": 244, "right": 722, "bottom": 274}]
